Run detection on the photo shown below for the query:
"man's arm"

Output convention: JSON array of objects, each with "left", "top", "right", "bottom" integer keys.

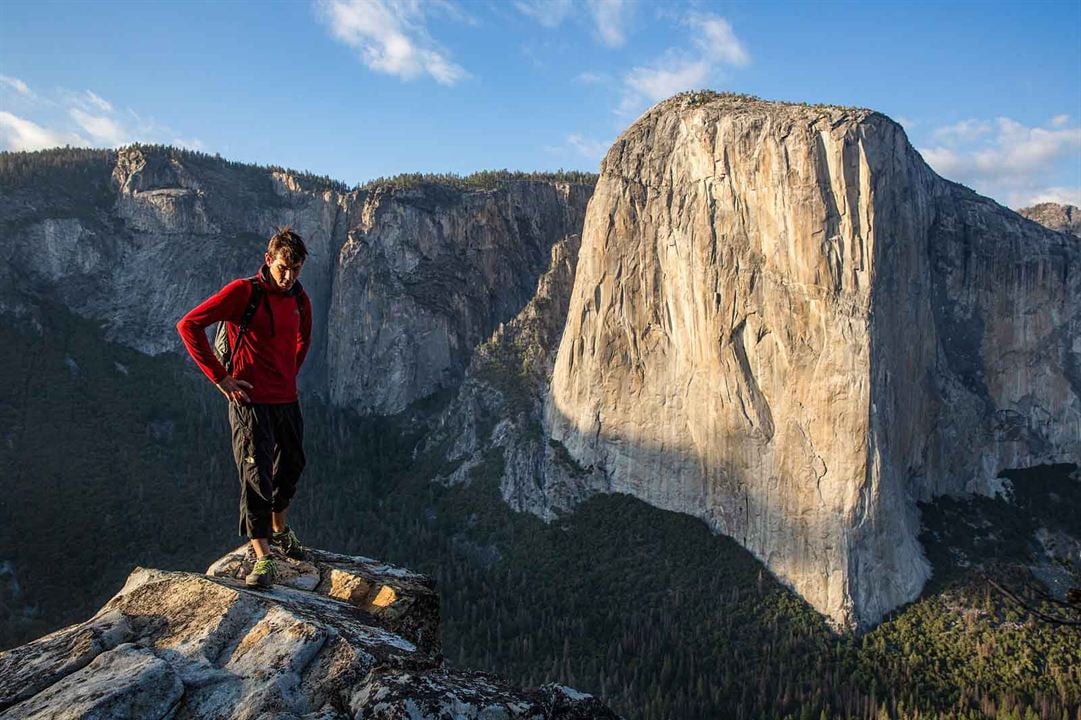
[
  {"left": 296, "top": 291, "right": 313, "bottom": 370},
  {"left": 176, "top": 279, "right": 249, "bottom": 384}
]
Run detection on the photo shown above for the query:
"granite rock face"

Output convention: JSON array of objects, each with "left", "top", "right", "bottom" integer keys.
[
  {"left": 431, "top": 93, "right": 1081, "bottom": 632},
  {"left": 0, "top": 548, "right": 620, "bottom": 719},
  {"left": 328, "top": 181, "right": 591, "bottom": 414},
  {"left": 1018, "top": 202, "right": 1081, "bottom": 238},
  {"left": 4, "top": 112, "right": 1077, "bottom": 637},
  {"left": 424, "top": 233, "right": 596, "bottom": 518},
  {"left": 537, "top": 93, "right": 1080, "bottom": 630},
  {"left": 0, "top": 147, "right": 593, "bottom": 415}
]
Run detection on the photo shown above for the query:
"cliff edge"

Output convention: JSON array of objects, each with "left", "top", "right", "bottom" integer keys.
[
  {"left": 0, "top": 547, "right": 619, "bottom": 719},
  {"left": 541, "top": 92, "right": 1080, "bottom": 630},
  {"left": 428, "top": 92, "right": 1080, "bottom": 632}
]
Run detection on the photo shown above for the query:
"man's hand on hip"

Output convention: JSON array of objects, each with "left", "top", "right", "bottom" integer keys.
[{"left": 217, "top": 376, "right": 253, "bottom": 405}]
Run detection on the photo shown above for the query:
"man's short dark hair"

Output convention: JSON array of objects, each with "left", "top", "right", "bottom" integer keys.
[{"left": 268, "top": 226, "right": 308, "bottom": 265}]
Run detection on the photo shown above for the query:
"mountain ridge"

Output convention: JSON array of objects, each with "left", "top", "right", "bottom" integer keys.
[
  {"left": 431, "top": 91, "right": 1080, "bottom": 631},
  {"left": 1, "top": 92, "right": 1078, "bottom": 644},
  {"left": 0, "top": 144, "right": 595, "bottom": 417}
]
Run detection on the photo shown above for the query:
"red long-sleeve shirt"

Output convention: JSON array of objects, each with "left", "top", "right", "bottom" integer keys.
[{"left": 176, "top": 266, "right": 312, "bottom": 404}]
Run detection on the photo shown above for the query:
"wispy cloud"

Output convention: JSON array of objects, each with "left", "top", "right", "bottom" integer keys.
[
  {"left": 617, "top": 12, "right": 749, "bottom": 118},
  {"left": 0, "top": 87, "right": 199, "bottom": 153},
  {"left": 514, "top": 0, "right": 572, "bottom": 28},
  {"left": 543, "top": 131, "right": 612, "bottom": 165},
  {"left": 688, "top": 13, "right": 749, "bottom": 67},
  {"left": 1026, "top": 186, "right": 1081, "bottom": 206},
  {"left": 574, "top": 71, "right": 609, "bottom": 85},
  {"left": 0, "top": 111, "right": 87, "bottom": 151},
  {"left": 0, "top": 74, "right": 32, "bottom": 97},
  {"left": 566, "top": 133, "right": 610, "bottom": 160},
  {"left": 171, "top": 136, "right": 205, "bottom": 151},
  {"left": 930, "top": 118, "right": 991, "bottom": 145},
  {"left": 316, "top": 0, "right": 468, "bottom": 85},
  {"left": 919, "top": 115, "right": 1081, "bottom": 208},
  {"left": 83, "top": 90, "right": 114, "bottom": 113},
  {"left": 588, "top": 0, "right": 631, "bottom": 47},
  {"left": 620, "top": 56, "right": 709, "bottom": 113},
  {"left": 515, "top": 0, "right": 634, "bottom": 48},
  {"left": 69, "top": 108, "right": 129, "bottom": 146}
]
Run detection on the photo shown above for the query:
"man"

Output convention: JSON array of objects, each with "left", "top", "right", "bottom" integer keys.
[{"left": 176, "top": 227, "right": 313, "bottom": 589}]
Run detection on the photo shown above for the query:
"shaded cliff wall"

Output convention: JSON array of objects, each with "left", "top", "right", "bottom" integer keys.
[
  {"left": 0, "top": 147, "right": 594, "bottom": 415},
  {"left": 328, "top": 180, "right": 592, "bottom": 414}
]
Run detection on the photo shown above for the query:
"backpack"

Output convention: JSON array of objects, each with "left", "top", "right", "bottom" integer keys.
[{"left": 213, "top": 276, "right": 305, "bottom": 374}]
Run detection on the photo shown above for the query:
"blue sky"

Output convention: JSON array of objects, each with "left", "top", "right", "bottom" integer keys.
[{"left": 2, "top": 0, "right": 1079, "bottom": 208}]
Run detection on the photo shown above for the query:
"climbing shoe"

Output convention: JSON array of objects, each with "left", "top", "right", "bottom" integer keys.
[
  {"left": 245, "top": 557, "right": 276, "bottom": 589},
  {"left": 271, "top": 526, "right": 306, "bottom": 560}
]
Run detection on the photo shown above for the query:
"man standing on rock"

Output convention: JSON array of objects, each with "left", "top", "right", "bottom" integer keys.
[{"left": 176, "top": 227, "right": 313, "bottom": 589}]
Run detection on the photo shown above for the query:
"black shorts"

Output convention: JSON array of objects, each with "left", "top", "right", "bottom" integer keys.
[{"left": 228, "top": 401, "right": 305, "bottom": 539}]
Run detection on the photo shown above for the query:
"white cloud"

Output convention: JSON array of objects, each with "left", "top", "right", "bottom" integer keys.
[
  {"left": 918, "top": 146, "right": 961, "bottom": 173},
  {"left": 515, "top": 0, "right": 633, "bottom": 48},
  {"left": 0, "top": 74, "right": 31, "bottom": 96},
  {"left": 922, "top": 118, "right": 1081, "bottom": 180},
  {"left": 1025, "top": 186, "right": 1081, "bottom": 207},
  {"left": 514, "top": 0, "right": 572, "bottom": 27},
  {"left": 83, "top": 90, "right": 114, "bottom": 113},
  {"left": 69, "top": 108, "right": 130, "bottom": 146},
  {"left": 588, "top": 0, "right": 631, "bottom": 48},
  {"left": 931, "top": 118, "right": 992, "bottom": 145},
  {"left": 316, "top": 0, "right": 468, "bottom": 85},
  {"left": 617, "top": 12, "right": 748, "bottom": 118},
  {"left": 0, "top": 87, "right": 198, "bottom": 152},
  {"left": 918, "top": 115, "right": 1081, "bottom": 209},
  {"left": 544, "top": 131, "right": 612, "bottom": 165},
  {"left": 689, "top": 13, "right": 749, "bottom": 66},
  {"left": 425, "top": 0, "right": 478, "bottom": 26},
  {"left": 0, "top": 111, "right": 88, "bottom": 151},
  {"left": 623, "top": 56, "right": 709, "bottom": 108},
  {"left": 172, "top": 137, "right": 205, "bottom": 151},
  {"left": 995, "top": 118, "right": 1081, "bottom": 172},
  {"left": 566, "top": 133, "right": 610, "bottom": 160},
  {"left": 574, "top": 71, "right": 608, "bottom": 84}
]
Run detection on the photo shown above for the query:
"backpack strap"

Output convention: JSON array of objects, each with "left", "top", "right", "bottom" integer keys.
[
  {"left": 236, "top": 276, "right": 264, "bottom": 336},
  {"left": 291, "top": 280, "right": 306, "bottom": 322},
  {"left": 223, "top": 276, "right": 264, "bottom": 374},
  {"left": 221, "top": 276, "right": 305, "bottom": 374}
]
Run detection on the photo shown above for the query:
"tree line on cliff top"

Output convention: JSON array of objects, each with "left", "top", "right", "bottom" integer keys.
[{"left": 0, "top": 144, "right": 597, "bottom": 196}]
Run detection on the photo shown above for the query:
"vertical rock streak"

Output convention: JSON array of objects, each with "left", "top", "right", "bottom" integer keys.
[
  {"left": 542, "top": 94, "right": 1080, "bottom": 630},
  {"left": 2, "top": 145, "right": 594, "bottom": 416},
  {"left": 329, "top": 181, "right": 592, "bottom": 414}
]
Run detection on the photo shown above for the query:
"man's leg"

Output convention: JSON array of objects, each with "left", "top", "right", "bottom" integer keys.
[
  {"left": 270, "top": 402, "right": 306, "bottom": 520},
  {"left": 269, "top": 402, "right": 306, "bottom": 555},
  {"left": 229, "top": 402, "right": 277, "bottom": 558},
  {"left": 251, "top": 538, "right": 272, "bottom": 558}
]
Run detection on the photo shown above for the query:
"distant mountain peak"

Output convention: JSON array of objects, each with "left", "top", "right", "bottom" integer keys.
[
  {"left": 539, "top": 91, "right": 1081, "bottom": 631},
  {"left": 1017, "top": 202, "right": 1080, "bottom": 237}
]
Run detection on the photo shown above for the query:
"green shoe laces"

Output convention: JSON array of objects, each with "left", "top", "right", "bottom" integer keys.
[
  {"left": 252, "top": 558, "right": 275, "bottom": 574},
  {"left": 274, "top": 527, "right": 301, "bottom": 550}
]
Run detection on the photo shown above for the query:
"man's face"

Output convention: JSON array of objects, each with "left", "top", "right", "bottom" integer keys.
[{"left": 265, "top": 251, "right": 303, "bottom": 292}]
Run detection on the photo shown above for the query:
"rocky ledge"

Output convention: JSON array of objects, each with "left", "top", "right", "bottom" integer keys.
[{"left": 0, "top": 547, "right": 619, "bottom": 719}]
